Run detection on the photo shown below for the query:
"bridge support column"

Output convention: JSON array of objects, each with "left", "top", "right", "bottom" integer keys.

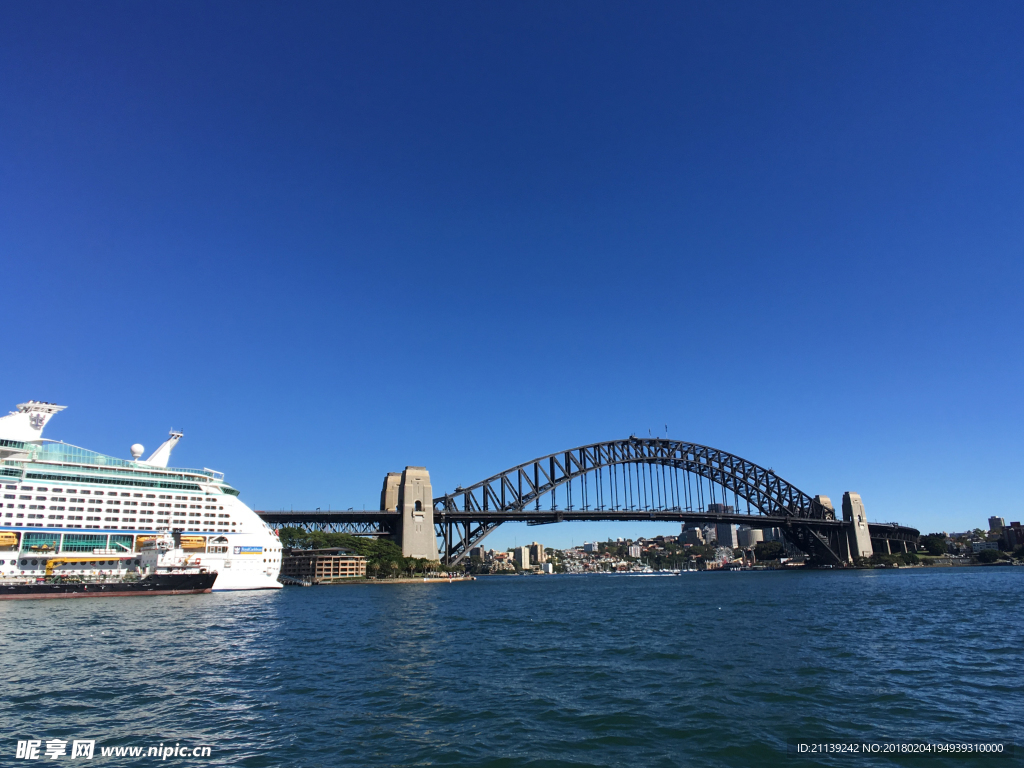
[
  {"left": 843, "top": 492, "right": 873, "bottom": 561},
  {"left": 381, "top": 467, "right": 439, "bottom": 561}
]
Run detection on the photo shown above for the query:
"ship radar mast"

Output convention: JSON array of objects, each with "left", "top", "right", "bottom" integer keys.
[{"left": 141, "top": 430, "right": 183, "bottom": 468}]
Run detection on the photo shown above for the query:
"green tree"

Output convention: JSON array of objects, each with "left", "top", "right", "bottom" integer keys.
[
  {"left": 976, "top": 549, "right": 999, "bottom": 564},
  {"left": 754, "top": 541, "right": 785, "bottom": 561},
  {"left": 920, "top": 535, "right": 947, "bottom": 556}
]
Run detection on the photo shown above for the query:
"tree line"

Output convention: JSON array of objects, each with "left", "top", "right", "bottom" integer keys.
[{"left": 277, "top": 526, "right": 445, "bottom": 578}]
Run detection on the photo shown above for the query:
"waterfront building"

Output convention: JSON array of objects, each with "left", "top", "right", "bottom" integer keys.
[
  {"left": 542, "top": 563, "right": 554, "bottom": 574},
  {"left": 469, "top": 546, "right": 486, "bottom": 560},
  {"left": 988, "top": 517, "right": 1005, "bottom": 533},
  {"left": 529, "top": 541, "right": 545, "bottom": 565},
  {"left": 282, "top": 548, "right": 367, "bottom": 583},
  {"left": 1002, "top": 522, "right": 1023, "bottom": 549},
  {"left": 684, "top": 528, "right": 704, "bottom": 546},
  {"left": 627, "top": 545, "right": 641, "bottom": 558},
  {"left": 716, "top": 523, "right": 738, "bottom": 549},
  {"left": 583, "top": 542, "right": 598, "bottom": 553},
  {"left": 513, "top": 546, "right": 530, "bottom": 569}
]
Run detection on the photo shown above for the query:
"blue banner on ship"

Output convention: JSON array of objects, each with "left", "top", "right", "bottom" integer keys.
[{"left": 233, "top": 546, "right": 263, "bottom": 555}]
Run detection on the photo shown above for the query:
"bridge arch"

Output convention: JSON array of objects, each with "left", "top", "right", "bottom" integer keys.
[{"left": 433, "top": 437, "right": 837, "bottom": 564}]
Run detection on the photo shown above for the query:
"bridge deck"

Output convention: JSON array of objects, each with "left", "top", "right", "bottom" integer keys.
[{"left": 257, "top": 509, "right": 917, "bottom": 540}]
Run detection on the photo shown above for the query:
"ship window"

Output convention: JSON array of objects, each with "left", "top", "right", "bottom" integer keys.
[
  {"left": 81, "top": 490, "right": 91, "bottom": 495},
  {"left": 66, "top": 489, "right": 76, "bottom": 494},
  {"left": 146, "top": 494, "right": 155, "bottom": 499},
  {"left": 108, "top": 535, "right": 133, "bottom": 552},
  {"left": 4, "top": 485, "right": 15, "bottom": 489},
  {"left": 19, "top": 496, "right": 30, "bottom": 500},
  {"left": 121, "top": 493, "right": 130, "bottom": 497},
  {"left": 94, "top": 491, "right": 103, "bottom": 496},
  {"left": 35, "top": 496, "right": 46, "bottom": 501},
  {"left": 3, "top": 495, "right": 12, "bottom": 499},
  {"left": 21, "top": 487, "right": 33, "bottom": 491},
  {"left": 62, "top": 533, "right": 107, "bottom": 552}
]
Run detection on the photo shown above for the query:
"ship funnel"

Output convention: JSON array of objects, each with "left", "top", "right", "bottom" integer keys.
[{"left": 0, "top": 401, "right": 66, "bottom": 442}]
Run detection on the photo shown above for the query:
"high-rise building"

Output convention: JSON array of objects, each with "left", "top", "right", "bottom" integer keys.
[
  {"left": 529, "top": 542, "right": 545, "bottom": 565},
  {"left": 513, "top": 546, "right": 531, "bottom": 569},
  {"left": 737, "top": 526, "right": 763, "bottom": 548},
  {"left": 469, "top": 546, "right": 486, "bottom": 560},
  {"left": 583, "top": 542, "right": 598, "bottom": 553},
  {"left": 707, "top": 503, "right": 735, "bottom": 514},
  {"left": 627, "top": 544, "right": 642, "bottom": 558},
  {"left": 684, "top": 527, "right": 705, "bottom": 546},
  {"left": 761, "top": 527, "right": 783, "bottom": 542},
  {"left": 716, "top": 523, "right": 738, "bottom": 549},
  {"left": 989, "top": 517, "right": 1006, "bottom": 533}
]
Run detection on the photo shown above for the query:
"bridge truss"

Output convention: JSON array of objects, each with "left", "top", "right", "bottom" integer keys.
[
  {"left": 258, "top": 437, "right": 919, "bottom": 567},
  {"left": 435, "top": 437, "right": 867, "bottom": 565}
]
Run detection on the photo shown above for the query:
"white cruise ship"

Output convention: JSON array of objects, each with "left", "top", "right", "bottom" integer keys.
[{"left": 0, "top": 401, "right": 282, "bottom": 590}]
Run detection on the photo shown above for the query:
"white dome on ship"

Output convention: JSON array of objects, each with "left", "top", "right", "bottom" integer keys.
[{"left": 130, "top": 444, "right": 145, "bottom": 459}]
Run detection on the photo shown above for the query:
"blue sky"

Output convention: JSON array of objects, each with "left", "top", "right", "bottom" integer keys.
[{"left": 2, "top": 1, "right": 1022, "bottom": 549}]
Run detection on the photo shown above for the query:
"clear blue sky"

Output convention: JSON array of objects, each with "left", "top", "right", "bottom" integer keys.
[{"left": 2, "top": 1, "right": 1022, "bottom": 549}]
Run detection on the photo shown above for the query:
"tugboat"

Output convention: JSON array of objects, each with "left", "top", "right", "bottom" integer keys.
[{"left": 1, "top": 531, "right": 216, "bottom": 599}]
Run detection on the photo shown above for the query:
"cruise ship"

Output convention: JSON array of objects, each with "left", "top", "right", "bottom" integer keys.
[{"left": 0, "top": 401, "right": 282, "bottom": 590}]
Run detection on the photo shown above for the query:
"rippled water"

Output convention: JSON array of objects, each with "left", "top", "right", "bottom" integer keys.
[{"left": 2, "top": 568, "right": 1021, "bottom": 766}]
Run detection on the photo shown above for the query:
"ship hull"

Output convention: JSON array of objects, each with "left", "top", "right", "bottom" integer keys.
[{"left": 0, "top": 573, "right": 216, "bottom": 600}]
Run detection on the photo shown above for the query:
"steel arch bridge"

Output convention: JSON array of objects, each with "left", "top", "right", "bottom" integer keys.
[
  {"left": 257, "top": 437, "right": 920, "bottom": 566},
  {"left": 433, "top": 437, "right": 850, "bottom": 564}
]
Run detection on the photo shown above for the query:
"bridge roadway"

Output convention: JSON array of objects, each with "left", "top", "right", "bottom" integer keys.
[{"left": 256, "top": 509, "right": 919, "bottom": 551}]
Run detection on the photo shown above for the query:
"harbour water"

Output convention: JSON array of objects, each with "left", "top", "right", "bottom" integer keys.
[{"left": 3, "top": 568, "right": 1021, "bottom": 766}]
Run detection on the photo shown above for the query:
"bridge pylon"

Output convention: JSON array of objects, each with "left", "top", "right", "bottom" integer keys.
[
  {"left": 842, "top": 492, "right": 874, "bottom": 561},
  {"left": 381, "top": 467, "right": 438, "bottom": 561}
]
